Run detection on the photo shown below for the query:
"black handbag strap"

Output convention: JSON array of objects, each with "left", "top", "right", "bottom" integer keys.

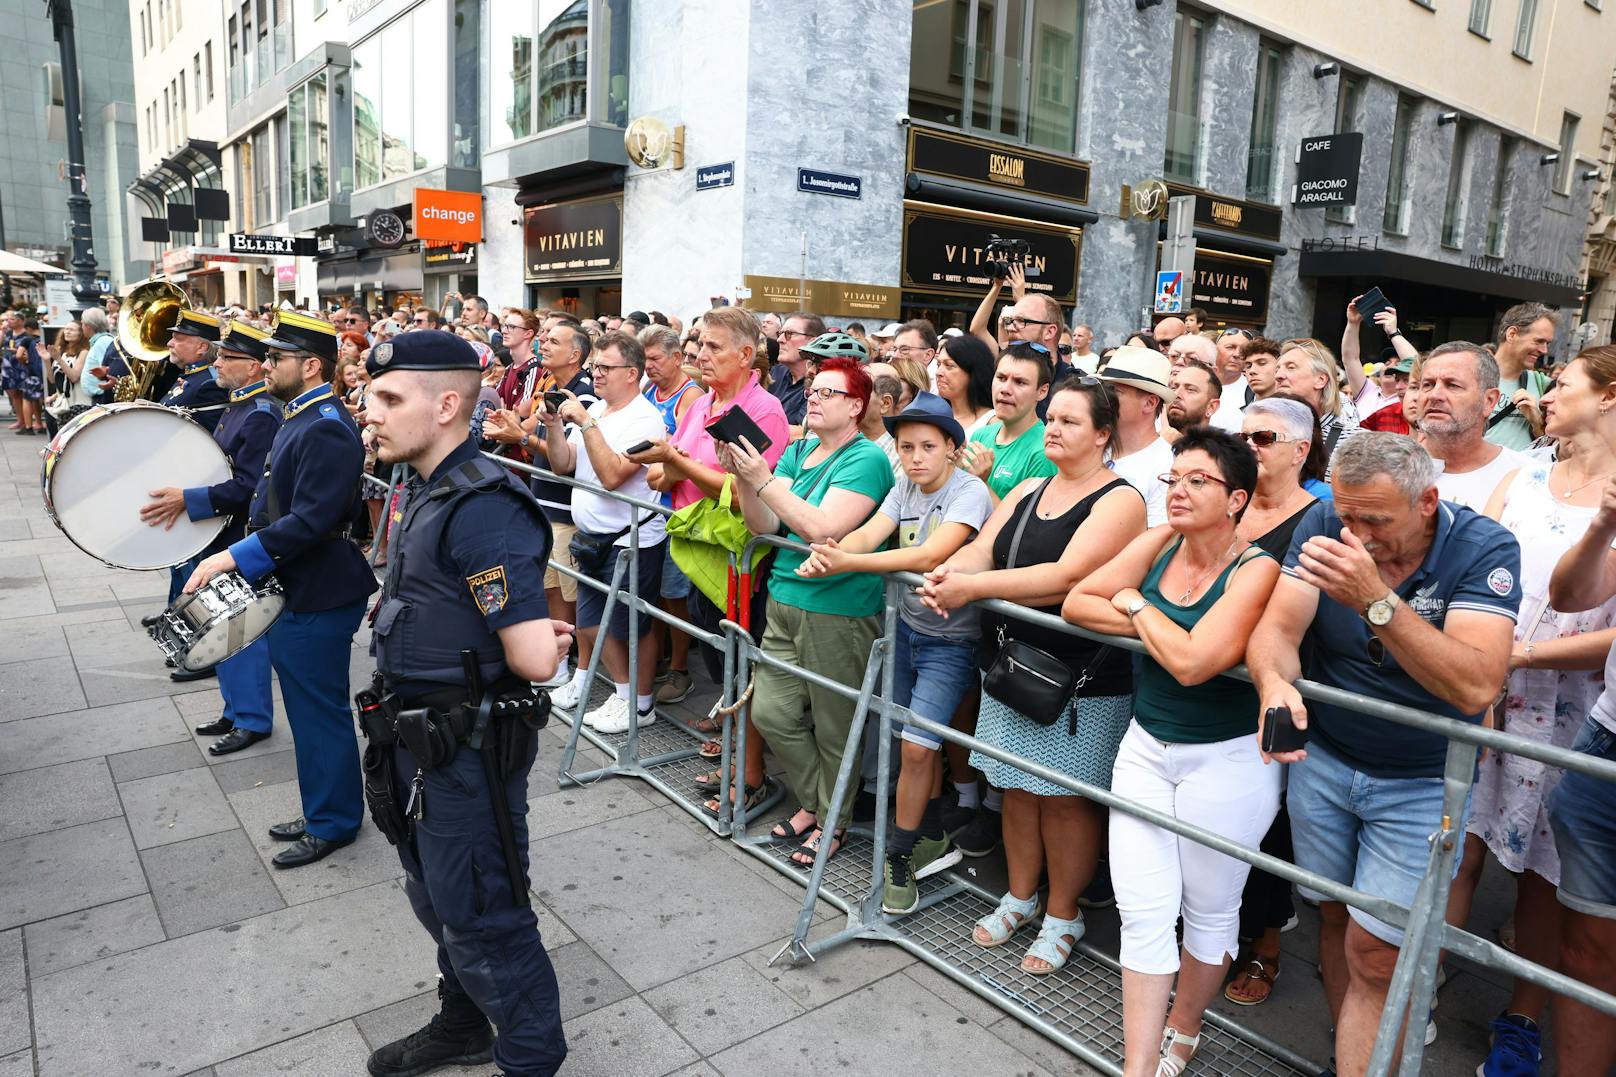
[{"left": 1004, "top": 476, "right": 1054, "bottom": 571}]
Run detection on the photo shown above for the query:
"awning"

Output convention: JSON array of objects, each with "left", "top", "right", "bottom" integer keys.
[
  {"left": 905, "top": 172, "right": 1098, "bottom": 228},
  {"left": 1158, "top": 221, "right": 1288, "bottom": 259},
  {"left": 0, "top": 250, "right": 68, "bottom": 276},
  {"left": 1299, "top": 247, "right": 1582, "bottom": 307}
]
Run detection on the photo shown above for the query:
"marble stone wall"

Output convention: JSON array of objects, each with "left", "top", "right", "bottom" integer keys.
[{"left": 479, "top": 186, "right": 524, "bottom": 307}]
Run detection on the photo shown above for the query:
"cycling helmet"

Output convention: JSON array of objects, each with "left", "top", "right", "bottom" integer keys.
[{"left": 799, "top": 331, "right": 868, "bottom": 363}]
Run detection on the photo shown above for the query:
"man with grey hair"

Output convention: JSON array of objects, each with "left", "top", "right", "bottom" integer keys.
[
  {"left": 1248, "top": 431, "right": 1521, "bottom": 1077},
  {"left": 1488, "top": 302, "right": 1557, "bottom": 449},
  {"left": 1419, "top": 341, "right": 1529, "bottom": 508}
]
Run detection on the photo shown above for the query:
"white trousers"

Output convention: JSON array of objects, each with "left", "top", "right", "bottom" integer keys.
[{"left": 1110, "top": 719, "right": 1283, "bottom": 975}]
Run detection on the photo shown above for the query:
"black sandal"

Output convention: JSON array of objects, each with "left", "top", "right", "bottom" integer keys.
[
  {"left": 701, "top": 777, "right": 776, "bottom": 819},
  {"left": 769, "top": 810, "right": 817, "bottom": 842},
  {"left": 790, "top": 827, "right": 846, "bottom": 866}
]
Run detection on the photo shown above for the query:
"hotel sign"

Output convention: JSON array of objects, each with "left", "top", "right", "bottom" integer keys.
[
  {"left": 523, "top": 195, "right": 623, "bottom": 282},
  {"left": 907, "top": 127, "right": 1091, "bottom": 206},
  {"left": 901, "top": 203, "right": 1080, "bottom": 305}
]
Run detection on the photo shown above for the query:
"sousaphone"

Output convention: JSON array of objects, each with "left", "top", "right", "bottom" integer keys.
[{"left": 113, "top": 279, "right": 190, "bottom": 401}]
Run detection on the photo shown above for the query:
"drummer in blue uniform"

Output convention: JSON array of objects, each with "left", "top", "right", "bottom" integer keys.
[
  {"left": 162, "top": 309, "right": 230, "bottom": 431},
  {"left": 185, "top": 309, "right": 378, "bottom": 869},
  {"left": 141, "top": 320, "right": 284, "bottom": 730},
  {"left": 357, "top": 330, "right": 571, "bottom": 1077}
]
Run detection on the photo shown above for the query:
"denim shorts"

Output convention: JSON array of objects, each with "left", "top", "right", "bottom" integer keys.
[
  {"left": 660, "top": 541, "right": 694, "bottom": 600},
  {"left": 1288, "top": 738, "right": 1470, "bottom": 946},
  {"left": 1549, "top": 715, "right": 1616, "bottom": 919},
  {"left": 889, "top": 619, "right": 979, "bottom": 751}
]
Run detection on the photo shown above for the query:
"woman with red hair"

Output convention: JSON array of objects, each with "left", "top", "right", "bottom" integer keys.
[{"left": 720, "top": 354, "right": 894, "bottom": 862}]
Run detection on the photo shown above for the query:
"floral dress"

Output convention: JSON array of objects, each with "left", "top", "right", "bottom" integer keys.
[{"left": 1468, "top": 465, "right": 1616, "bottom": 882}]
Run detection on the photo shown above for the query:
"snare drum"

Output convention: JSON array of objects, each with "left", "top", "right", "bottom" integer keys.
[
  {"left": 41, "top": 401, "right": 232, "bottom": 570},
  {"left": 148, "top": 572, "right": 285, "bottom": 671}
]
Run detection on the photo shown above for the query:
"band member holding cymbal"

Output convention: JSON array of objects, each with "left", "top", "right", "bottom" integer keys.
[{"left": 186, "top": 311, "right": 377, "bottom": 868}]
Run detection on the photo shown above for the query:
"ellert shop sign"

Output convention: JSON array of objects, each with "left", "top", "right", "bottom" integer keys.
[
  {"left": 229, "top": 233, "right": 316, "bottom": 257},
  {"left": 523, "top": 195, "right": 623, "bottom": 283}
]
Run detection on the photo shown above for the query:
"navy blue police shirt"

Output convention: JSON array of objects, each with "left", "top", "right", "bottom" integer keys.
[
  {"left": 1282, "top": 499, "right": 1522, "bottom": 779},
  {"left": 181, "top": 379, "right": 282, "bottom": 552},
  {"left": 229, "top": 384, "right": 378, "bottom": 612},
  {"left": 163, "top": 360, "right": 231, "bottom": 433}
]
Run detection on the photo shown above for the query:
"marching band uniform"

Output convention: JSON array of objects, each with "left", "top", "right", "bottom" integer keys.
[{"left": 163, "top": 310, "right": 229, "bottom": 432}]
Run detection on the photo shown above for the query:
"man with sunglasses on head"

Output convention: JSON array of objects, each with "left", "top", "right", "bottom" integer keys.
[{"left": 1209, "top": 328, "right": 1256, "bottom": 432}]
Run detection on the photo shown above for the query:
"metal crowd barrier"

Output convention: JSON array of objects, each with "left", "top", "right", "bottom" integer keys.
[{"left": 469, "top": 450, "right": 1616, "bottom": 1076}]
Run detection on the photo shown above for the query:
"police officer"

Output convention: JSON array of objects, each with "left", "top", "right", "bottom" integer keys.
[
  {"left": 359, "top": 330, "right": 571, "bottom": 1077},
  {"left": 141, "top": 321, "right": 283, "bottom": 726},
  {"left": 185, "top": 310, "right": 377, "bottom": 869},
  {"left": 162, "top": 310, "right": 230, "bottom": 431}
]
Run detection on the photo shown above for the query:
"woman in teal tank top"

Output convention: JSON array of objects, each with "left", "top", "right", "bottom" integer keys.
[{"left": 1063, "top": 428, "right": 1283, "bottom": 1077}]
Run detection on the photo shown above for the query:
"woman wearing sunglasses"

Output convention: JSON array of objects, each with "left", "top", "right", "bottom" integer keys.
[{"left": 1062, "top": 427, "right": 1282, "bottom": 1077}]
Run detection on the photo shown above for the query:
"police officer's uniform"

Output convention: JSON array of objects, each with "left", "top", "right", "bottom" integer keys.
[
  {"left": 228, "top": 310, "right": 377, "bottom": 868},
  {"left": 182, "top": 322, "right": 283, "bottom": 749},
  {"left": 358, "top": 332, "right": 567, "bottom": 1077}
]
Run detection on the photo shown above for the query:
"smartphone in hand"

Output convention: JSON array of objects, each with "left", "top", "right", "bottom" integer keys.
[
  {"left": 1354, "top": 287, "right": 1391, "bottom": 320},
  {"left": 1260, "top": 705, "right": 1309, "bottom": 755},
  {"left": 542, "top": 391, "right": 568, "bottom": 413},
  {"left": 624, "top": 439, "right": 656, "bottom": 455}
]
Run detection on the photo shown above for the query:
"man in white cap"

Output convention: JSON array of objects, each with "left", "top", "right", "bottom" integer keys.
[
  {"left": 872, "top": 322, "right": 902, "bottom": 360},
  {"left": 1098, "top": 345, "right": 1177, "bottom": 526}
]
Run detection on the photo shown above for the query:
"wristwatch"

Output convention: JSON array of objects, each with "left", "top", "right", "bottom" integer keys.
[
  {"left": 579, "top": 418, "right": 599, "bottom": 433},
  {"left": 1365, "top": 591, "right": 1401, "bottom": 626},
  {"left": 1126, "top": 596, "right": 1148, "bottom": 619},
  {"left": 1387, "top": 329, "right": 1403, "bottom": 339}
]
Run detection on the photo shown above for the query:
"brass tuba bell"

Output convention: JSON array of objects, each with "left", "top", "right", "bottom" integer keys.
[{"left": 114, "top": 279, "right": 190, "bottom": 401}]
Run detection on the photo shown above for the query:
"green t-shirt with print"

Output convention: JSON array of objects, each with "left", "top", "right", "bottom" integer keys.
[
  {"left": 767, "top": 436, "right": 897, "bottom": 616},
  {"left": 969, "top": 420, "right": 1056, "bottom": 500}
]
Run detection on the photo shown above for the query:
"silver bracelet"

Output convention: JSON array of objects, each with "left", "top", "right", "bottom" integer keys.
[{"left": 757, "top": 476, "right": 777, "bottom": 496}]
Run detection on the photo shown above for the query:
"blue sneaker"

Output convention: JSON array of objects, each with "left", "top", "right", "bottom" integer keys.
[{"left": 1476, "top": 1012, "right": 1541, "bottom": 1076}]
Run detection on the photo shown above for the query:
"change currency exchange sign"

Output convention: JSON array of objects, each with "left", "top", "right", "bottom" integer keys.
[{"left": 1292, "top": 132, "right": 1364, "bottom": 207}]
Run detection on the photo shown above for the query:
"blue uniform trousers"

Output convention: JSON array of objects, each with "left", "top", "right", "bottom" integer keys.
[
  {"left": 393, "top": 731, "right": 566, "bottom": 1077},
  {"left": 270, "top": 600, "right": 366, "bottom": 841},
  {"left": 217, "top": 634, "right": 273, "bottom": 734}
]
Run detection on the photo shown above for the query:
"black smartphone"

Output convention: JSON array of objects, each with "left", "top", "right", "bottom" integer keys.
[
  {"left": 705, "top": 406, "right": 774, "bottom": 454},
  {"left": 1354, "top": 287, "right": 1392, "bottom": 320},
  {"left": 542, "top": 391, "right": 567, "bottom": 413},
  {"left": 624, "top": 439, "right": 655, "bottom": 455},
  {"left": 1260, "top": 705, "right": 1310, "bottom": 755}
]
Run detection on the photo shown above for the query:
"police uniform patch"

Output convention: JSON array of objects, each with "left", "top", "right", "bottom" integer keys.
[
  {"left": 1487, "top": 567, "right": 1515, "bottom": 596},
  {"left": 468, "top": 566, "right": 509, "bottom": 615},
  {"left": 373, "top": 342, "right": 394, "bottom": 366}
]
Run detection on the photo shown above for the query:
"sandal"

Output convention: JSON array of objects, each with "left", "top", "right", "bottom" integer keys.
[
  {"left": 1224, "top": 955, "right": 1280, "bottom": 1006},
  {"left": 692, "top": 769, "right": 725, "bottom": 796},
  {"left": 769, "top": 809, "right": 817, "bottom": 842},
  {"left": 1020, "top": 913, "right": 1085, "bottom": 975},
  {"left": 1155, "top": 1025, "right": 1201, "bottom": 1077},
  {"left": 789, "top": 827, "right": 845, "bottom": 866},
  {"left": 972, "top": 892, "right": 1041, "bottom": 948},
  {"left": 690, "top": 714, "right": 724, "bottom": 736},
  {"left": 697, "top": 739, "right": 724, "bottom": 761},
  {"left": 701, "top": 777, "right": 776, "bottom": 819}
]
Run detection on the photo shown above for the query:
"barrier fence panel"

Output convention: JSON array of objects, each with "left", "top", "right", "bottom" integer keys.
[{"left": 473, "top": 453, "right": 1616, "bottom": 1075}]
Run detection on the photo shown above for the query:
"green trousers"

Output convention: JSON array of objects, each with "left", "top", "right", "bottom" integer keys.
[{"left": 749, "top": 597, "right": 880, "bottom": 831}]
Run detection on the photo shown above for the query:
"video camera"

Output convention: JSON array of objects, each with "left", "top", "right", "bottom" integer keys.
[{"left": 984, "top": 234, "right": 1038, "bottom": 281}]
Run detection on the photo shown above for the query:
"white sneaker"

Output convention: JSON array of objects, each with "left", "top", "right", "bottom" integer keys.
[
  {"left": 593, "top": 699, "right": 655, "bottom": 735},
  {"left": 551, "top": 677, "right": 586, "bottom": 714}
]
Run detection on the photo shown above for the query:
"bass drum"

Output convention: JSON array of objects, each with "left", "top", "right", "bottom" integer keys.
[{"left": 41, "top": 401, "right": 232, "bottom": 570}]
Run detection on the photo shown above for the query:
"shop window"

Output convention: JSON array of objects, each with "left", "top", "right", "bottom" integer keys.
[
  {"left": 1469, "top": 0, "right": 1492, "bottom": 35},
  {"left": 1163, "top": 10, "right": 1205, "bottom": 183},
  {"left": 1245, "top": 40, "right": 1282, "bottom": 202},
  {"left": 351, "top": 37, "right": 381, "bottom": 189},
  {"left": 351, "top": 0, "right": 447, "bottom": 192},
  {"left": 907, "top": 0, "right": 1084, "bottom": 155},
  {"left": 1326, "top": 73, "right": 1363, "bottom": 224},
  {"left": 1383, "top": 96, "right": 1416, "bottom": 235},
  {"left": 1486, "top": 137, "right": 1512, "bottom": 257},
  {"left": 488, "top": 0, "right": 630, "bottom": 151},
  {"left": 1441, "top": 119, "right": 1470, "bottom": 247},
  {"left": 1554, "top": 112, "right": 1578, "bottom": 193},
  {"left": 287, "top": 72, "right": 330, "bottom": 210},
  {"left": 1513, "top": 0, "right": 1538, "bottom": 58}
]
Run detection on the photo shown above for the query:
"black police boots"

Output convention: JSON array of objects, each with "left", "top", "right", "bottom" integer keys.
[{"left": 367, "top": 981, "right": 493, "bottom": 1077}]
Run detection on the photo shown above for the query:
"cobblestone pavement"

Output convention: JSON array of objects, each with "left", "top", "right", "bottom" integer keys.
[{"left": 0, "top": 417, "right": 1527, "bottom": 1075}]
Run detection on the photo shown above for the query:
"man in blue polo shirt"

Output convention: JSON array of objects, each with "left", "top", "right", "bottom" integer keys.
[{"left": 1248, "top": 431, "right": 1520, "bottom": 1077}]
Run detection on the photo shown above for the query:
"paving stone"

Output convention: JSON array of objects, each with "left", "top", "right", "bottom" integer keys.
[
  {"left": 119, "top": 767, "right": 235, "bottom": 850},
  {"left": 141, "top": 830, "right": 286, "bottom": 938},
  {"left": 0, "top": 817, "right": 145, "bottom": 930},
  {"left": 31, "top": 881, "right": 436, "bottom": 1077},
  {"left": 228, "top": 783, "right": 403, "bottom": 906},
  {"left": 210, "top": 750, "right": 299, "bottom": 795},
  {"left": 548, "top": 941, "right": 636, "bottom": 1022},
  {"left": 559, "top": 996, "right": 697, "bottom": 1077},
  {"left": 641, "top": 953, "right": 804, "bottom": 1056},
  {"left": 0, "top": 698, "right": 188, "bottom": 775},
  {"left": 530, "top": 894, "right": 577, "bottom": 949},
  {"left": 533, "top": 810, "right": 802, "bottom": 991},
  {"left": 23, "top": 894, "right": 166, "bottom": 977},
  {"left": 984, "top": 1014, "right": 1109, "bottom": 1077},
  {"left": 63, "top": 616, "right": 166, "bottom": 670},
  {"left": 0, "top": 931, "right": 25, "bottom": 1058},
  {"left": 197, "top": 724, "right": 291, "bottom": 768},
  {"left": 665, "top": 1065, "right": 720, "bottom": 1077},
  {"left": 0, "top": 1049, "right": 31, "bottom": 1077},
  {"left": 0, "top": 622, "right": 67, "bottom": 665},
  {"left": 741, "top": 916, "right": 916, "bottom": 1011},
  {"left": 898, "top": 962, "right": 1017, "bottom": 1029},
  {"left": 711, "top": 973, "right": 1055, "bottom": 1077},
  {"left": 42, "top": 578, "right": 118, "bottom": 611},
  {"left": 108, "top": 576, "right": 170, "bottom": 603},
  {"left": 0, "top": 758, "right": 120, "bottom": 842},
  {"left": 215, "top": 1021, "right": 372, "bottom": 1077},
  {"left": 525, "top": 776, "right": 660, "bottom": 843},
  {"left": 0, "top": 659, "right": 86, "bottom": 720},
  {"left": 78, "top": 657, "right": 222, "bottom": 709},
  {"left": 107, "top": 741, "right": 209, "bottom": 784},
  {"left": 0, "top": 519, "right": 28, "bottom": 541},
  {"left": 0, "top": 557, "right": 55, "bottom": 620}
]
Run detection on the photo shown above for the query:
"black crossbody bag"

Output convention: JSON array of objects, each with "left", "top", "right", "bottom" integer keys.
[{"left": 981, "top": 478, "right": 1113, "bottom": 733}]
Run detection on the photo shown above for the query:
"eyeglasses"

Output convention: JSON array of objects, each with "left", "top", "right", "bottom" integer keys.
[
  {"left": 1367, "top": 636, "right": 1387, "bottom": 667},
  {"left": 779, "top": 329, "right": 814, "bottom": 341},
  {"left": 413, "top": 318, "right": 431, "bottom": 325},
  {"left": 891, "top": 345, "right": 934, "bottom": 358},
  {"left": 1002, "top": 316, "right": 1053, "bottom": 331},
  {"left": 590, "top": 363, "right": 634, "bottom": 376},
  {"left": 1058, "top": 343, "right": 1073, "bottom": 356},
  {"left": 502, "top": 322, "right": 529, "bottom": 333},
  {"left": 1156, "top": 471, "right": 1229, "bottom": 491},
  {"left": 806, "top": 386, "right": 852, "bottom": 401},
  {"left": 1237, "top": 430, "right": 1291, "bottom": 448}
]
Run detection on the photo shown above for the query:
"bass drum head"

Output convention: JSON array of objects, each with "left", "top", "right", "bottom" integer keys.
[
  {"left": 43, "top": 402, "right": 232, "bottom": 570},
  {"left": 180, "top": 587, "right": 284, "bottom": 670}
]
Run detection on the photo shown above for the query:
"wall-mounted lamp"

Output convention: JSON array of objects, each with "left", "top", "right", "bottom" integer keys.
[
  {"left": 1436, "top": 112, "right": 1460, "bottom": 126},
  {"left": 1540, "top": 153, "right": 1561, "bottom": 166},
  {"left": 1134, "top": 0, "right": 1164, "bottom": 9},
  {"left": 1313, "top": 62, "right": 1340, "bottom": 78},
  {"left": 1581, "top": 168, "right": 1603, "bottom": 182}
]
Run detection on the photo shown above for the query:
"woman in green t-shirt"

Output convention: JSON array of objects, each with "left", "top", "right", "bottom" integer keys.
[{"left": 720, "top": 356, "right": 895, "bottom": 864}]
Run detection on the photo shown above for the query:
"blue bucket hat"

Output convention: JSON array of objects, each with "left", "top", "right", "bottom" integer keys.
[{"left": 883, "top": 391, "right": 965, "bottom": 447}]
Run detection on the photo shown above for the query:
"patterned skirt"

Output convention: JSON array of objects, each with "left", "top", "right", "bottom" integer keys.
[{"left": 970, "top": 687, "right": 1131, "bottom": 798}]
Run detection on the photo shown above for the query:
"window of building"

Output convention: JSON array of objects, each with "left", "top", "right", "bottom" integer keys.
[
  {"left": 1486, "top": 137, "right": 1512, "bottom": 256},
  {"left": 314, "top": 0, "right": 325, "bottom": 16},
  {"left": 1513, "top": 0, "right": 1538, "bottom": 57},
  {"left": 1163, "top": 9, "right": 1205, "bottom": 182},
  {"left": 174, "top": 0, "right": 181, "bottom": 29},
  {"left": 1383, "top": 96, "right": 1416, "bottom": 234},
  {"left": 193, "top": 54, "right": 202, "bottom": 104},
  {"left": 1441, "top": 120, "right": 1471, "bottom": 246},
  {"left": 178, "top": 78, "right": 187, "bottom": 140},
  {"left": 1326, "top": 73, "right": 1364, "bottom": 224},
  {"left": 288, "top": 73, "right": 332, "bottom": 209},
  {"left": 273, "top": 116, "right": 289, "bottom": 222},
  {"left": 250, "top": 123, "right": 273, "bottom": 225},
  {"left": 1245, "top": 40, "right": 1283, "bottom": 201},
  {"left": 1469, "top": 0, "right": 1492, "bottom": 34},
  {"left": 1605, "top": 174, "right": 1616, "bottom": 216},
  {"left": 907, "top": 0, "right": 1085, "bottom": 155},
  {"left": 351, "top": 0, "right": 447, "bottom": 190},
  {"left": 205, "top": 42, "right": 214, "bottom": 99},
  {"left": 162, "top": 86, "right": 170, "bottom": 148},
  {"left": 1554, "top": 112, "right": 1578, "bottom": 193}
]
